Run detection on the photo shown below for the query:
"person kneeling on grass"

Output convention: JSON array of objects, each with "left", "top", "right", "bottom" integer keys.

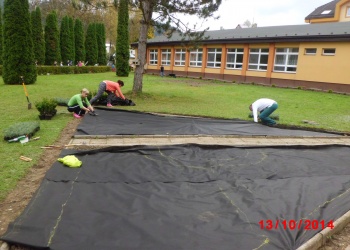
[
  {"left": 249, "top": 98, "right": 278, "bottom": 126},
  {"left": 90, "top": 80, "right": 126, "bottom": 107},
  {"left": 67, "top": 88, "right": 96, "bottom": 118}
]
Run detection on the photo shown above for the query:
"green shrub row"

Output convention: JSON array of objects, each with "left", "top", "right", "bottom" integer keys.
[
  {"left": 3, "top": 121, "right": 40, "bottom": 140},
  {"left": 0, "top": 65, "right": 111, "bottom": 76},
  {"left": 37, "top": 66, "right": 111, "bottom": 75},
  {"left": 35, "top": 98, "right": 58, "bottom": 116}
]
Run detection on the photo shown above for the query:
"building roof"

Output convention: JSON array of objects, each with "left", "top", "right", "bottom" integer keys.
[
  {"left": 305, "top": 0, "right": 339, "bottom": 21},
  {"left": 141, "top": 22, "right": 350, "bottom": 46}
]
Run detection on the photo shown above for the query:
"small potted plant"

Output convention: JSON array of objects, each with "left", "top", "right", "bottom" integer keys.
[{"left": 35, "top": 98, "right": 58, "bottom": 120}]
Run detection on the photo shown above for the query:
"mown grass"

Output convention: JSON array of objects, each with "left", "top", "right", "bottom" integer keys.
[{"left": 0, "top": 71, "right": 349, "bottom": 201}]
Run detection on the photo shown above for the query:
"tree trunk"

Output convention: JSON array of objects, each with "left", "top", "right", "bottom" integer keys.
[{"left": 132, "top": 0, "right": 153, "bottom": 94}]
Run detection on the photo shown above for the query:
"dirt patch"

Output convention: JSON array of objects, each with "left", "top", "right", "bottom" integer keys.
[
  {"left": 321, "top": 225, "right": 350, "bottom": 249},
  {"left": 1, "top": 117, "right": 350, "bottom": 250}
]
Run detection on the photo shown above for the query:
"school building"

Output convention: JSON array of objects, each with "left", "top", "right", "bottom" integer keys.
[{"left": 132, "top": 0, "right": 350, "bottom": 93}]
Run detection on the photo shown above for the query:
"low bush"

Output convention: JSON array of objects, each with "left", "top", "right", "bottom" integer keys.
[
  {"left": 3, "top": 121, "right": 40, "bottom": 140},
  {"left": 35, "top": 98, "right": 58, "bottom": 119},
  {"left": 36, "top": 66, "right": 111, "bottom": 75}
]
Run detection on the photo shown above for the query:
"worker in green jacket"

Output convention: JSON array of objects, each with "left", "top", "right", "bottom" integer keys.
[{"left": 67, "top": 88, "right": 96, "bottom": 118}]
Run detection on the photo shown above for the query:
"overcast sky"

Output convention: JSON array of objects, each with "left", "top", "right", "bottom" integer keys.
[{"left": 179, "top": 0, "right": 332, "bottom": 30}]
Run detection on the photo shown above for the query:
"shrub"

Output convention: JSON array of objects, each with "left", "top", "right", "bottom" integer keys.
[
  {"left": 35, "top": 98, "right": 58, "bottom": 118},
  {"left": 3, "top": 121, "right": 40, "bottom": 140},
  {"left": 54, "top": 97, "right": 70, "bottom": 106}
]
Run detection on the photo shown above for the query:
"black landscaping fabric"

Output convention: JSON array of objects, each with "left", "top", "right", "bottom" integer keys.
[
  {"left": 76, "top": 108, "right": 338, "bottom": 137},
  {"left": 2, "top": 144, "right": 350, "bottom": 250}
]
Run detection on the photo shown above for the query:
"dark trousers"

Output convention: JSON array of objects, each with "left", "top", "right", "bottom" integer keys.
[
  {"left": 90, "top": 81, "right": 106, "bottom": 105},
  {"left": 90, "top": 81, "right": 115, "bottom": 104},
  {"left": 259, "top": 103, "right": 278, "bottom": 125},
  {"left": 67, "top": 102, "right": 88, "bottom": 116}
]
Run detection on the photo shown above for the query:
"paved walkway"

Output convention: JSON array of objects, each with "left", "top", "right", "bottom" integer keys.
[{"left": 68, "top": 135, "right": 350, "bottom": 148}]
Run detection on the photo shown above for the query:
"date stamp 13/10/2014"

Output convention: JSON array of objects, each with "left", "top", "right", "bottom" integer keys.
[{"left": 259, "top": 220, "right": 334, "bottom": 231}]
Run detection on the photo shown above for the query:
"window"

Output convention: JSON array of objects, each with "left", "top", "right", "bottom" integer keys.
[
  {"left": 321, "top": 10, "right": 331, "bottom": 14},
  {"left": 248, "top": 48, "right": 269, "bottom": 71},
  {"left": 174, "top": 49, "right": 186, "bottom": 66},
  {"left": 305, "top": 48, "right": 317, "bottom": 55},
  {"left": 189, "top": 49, "right": 203, "bottom": 67},
  {"left": 322, "top": 48, "right": 336, "bottom": 55},
  {"left": 347, "top": 7, "right": 350, "bottom": 17},
  {"left": 161, "top": 49, "right": 171, "bottom": 65},
  {"left": 226, "top": 48, "right": 244, "bottom": 69},
  {"left": 274, "top": 48, "right": 299, "bottom": 73},
  {"left": 149, "top": 49, "right": 158, "bottom": 65},
  {"left": 207, "top": 48, "right": 222, "bottom": 68}
]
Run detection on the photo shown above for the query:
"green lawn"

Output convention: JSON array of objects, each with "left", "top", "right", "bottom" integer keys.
[{"left": 0, "top": 72, "right": 349, "bottom": 201}]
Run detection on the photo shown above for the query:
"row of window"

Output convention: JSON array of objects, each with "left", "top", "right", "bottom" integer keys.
[
  {"left": 305, "top": 48, "right": 336, "bottom": 55},
  {"left": 324, "top": 7, "right": 350, "bottom": 17},
  {"left": 323, "top": 7, "right": 350, "bottom": 17},
  {"left": 150, "top": 47, "right": 336, "bottom": 73}
]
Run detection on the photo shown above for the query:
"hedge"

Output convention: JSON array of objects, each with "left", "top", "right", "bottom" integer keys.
[
  {"left": 0, "top": 65, "right": 111, "bottom": 76},
  {"left": 37, "top": 66, "right": 111, "bottom": 75}
]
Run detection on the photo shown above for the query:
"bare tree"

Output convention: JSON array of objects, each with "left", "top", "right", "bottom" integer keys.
[
  {"left": 242, "top": 19, "right": 258, "bottom": 28},
  {"left": 29, "top": 0, "right": 77, "bottom": 18}
]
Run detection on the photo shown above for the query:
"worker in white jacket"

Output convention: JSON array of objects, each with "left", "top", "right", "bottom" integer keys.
[{"left": 249, "top": 98, "right": 278, "bottom": 126}]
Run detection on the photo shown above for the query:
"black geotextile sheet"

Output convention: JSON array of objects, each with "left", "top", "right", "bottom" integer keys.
[
  {"left": 2, "top": 144, "right": 350, "bottom": 250},
  {"left": 75, "top": 108, "right": 338, "bottom": 137}
]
